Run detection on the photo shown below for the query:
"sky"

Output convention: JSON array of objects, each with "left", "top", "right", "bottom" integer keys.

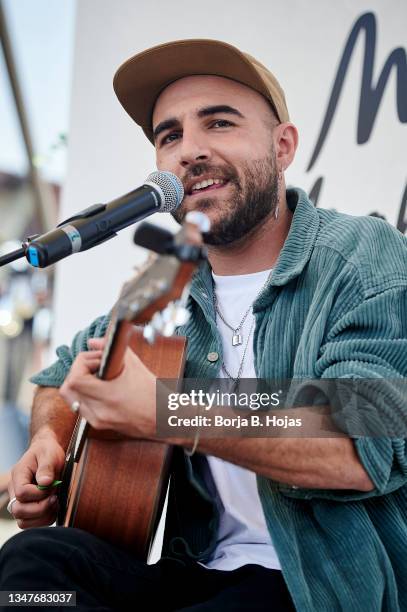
[{"left": 0, "top": 0, "right": 76, "bottom": 182}]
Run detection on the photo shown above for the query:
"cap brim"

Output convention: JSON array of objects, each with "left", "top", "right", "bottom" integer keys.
[{"left": 113, "top": 39, "right": 276, "bottom": 144}]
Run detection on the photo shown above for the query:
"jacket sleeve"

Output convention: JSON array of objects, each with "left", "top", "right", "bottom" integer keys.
[
  {"left": 311, "top": 284, "right": 407, "bottom": 499},
  {"left": 29, "top": 314, "right": 111, "bottom": 388}
]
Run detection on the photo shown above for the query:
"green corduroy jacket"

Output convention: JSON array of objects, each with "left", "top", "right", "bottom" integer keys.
[{"left": 32, "top": 188, "right": 407, "bottom": 611}]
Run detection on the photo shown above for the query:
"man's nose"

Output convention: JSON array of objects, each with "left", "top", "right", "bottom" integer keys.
[{"left": 178, "top": 132, "right": 211, "bottom": 168}]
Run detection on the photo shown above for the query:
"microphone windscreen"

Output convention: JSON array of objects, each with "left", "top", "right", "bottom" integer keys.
[{"left": 145, "top": 171, "right": 184, "bottom": 212}]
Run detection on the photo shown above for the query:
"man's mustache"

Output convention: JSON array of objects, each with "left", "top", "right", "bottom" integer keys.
[{"left": 182, "top": 163, "right": 240, "bottom": 190}]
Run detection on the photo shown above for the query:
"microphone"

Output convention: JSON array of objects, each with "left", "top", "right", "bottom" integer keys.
[{"left": 25, "top": 171, "right": 184, "bottom": 268}]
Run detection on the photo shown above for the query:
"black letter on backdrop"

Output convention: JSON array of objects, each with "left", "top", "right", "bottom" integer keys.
[
  {"left": 397, "top": 184, "right": 407, "bottom": 235},
  {"left": 307, "top": 12, "right": 407, "bottom": 172}
]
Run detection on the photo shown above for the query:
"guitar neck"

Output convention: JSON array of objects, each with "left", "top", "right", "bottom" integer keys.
[{"left": 98, "top": 314, "right": 134, "bottom": 381}]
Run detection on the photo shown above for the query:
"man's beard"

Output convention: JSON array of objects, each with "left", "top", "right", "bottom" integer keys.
[{"left": 172, "top": 154, "right": 279, "bottom": 246}]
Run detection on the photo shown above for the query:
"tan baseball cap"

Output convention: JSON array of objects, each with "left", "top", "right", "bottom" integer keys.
[{"left": 113, "top": 39, "right": 289, "bottom": 144}]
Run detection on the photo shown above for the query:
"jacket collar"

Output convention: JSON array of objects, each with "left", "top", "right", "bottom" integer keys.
[{"left": 269, "top": 187, "right": 319, "bottom": 286}]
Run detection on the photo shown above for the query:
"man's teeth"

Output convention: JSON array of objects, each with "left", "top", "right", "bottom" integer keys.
[{"left": 191, "top": 178, "right": 224, "bottom": 192}]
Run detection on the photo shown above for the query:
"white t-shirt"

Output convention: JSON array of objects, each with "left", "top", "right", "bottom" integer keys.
[{"left": 201, "top": 269, "right": 281, "bottom": 571}]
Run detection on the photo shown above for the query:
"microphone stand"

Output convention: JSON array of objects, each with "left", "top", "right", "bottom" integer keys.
[
  {"left": 0, "top": 241, "right": 31, "bottom": 268},
  {"left": 0, "top": 230, "right": 45, "bottom": 268}
]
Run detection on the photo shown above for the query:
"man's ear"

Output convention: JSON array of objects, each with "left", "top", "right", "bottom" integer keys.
[{"left": 274, "top": 123, "right": 299, "bottom": 171}]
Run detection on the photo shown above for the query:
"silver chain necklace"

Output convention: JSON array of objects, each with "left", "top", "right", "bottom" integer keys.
[
  {"left": 212, "top": 270, "right": 272, "bottom": 347},
  {"left": 213, "top": 294, "right": 252, "bottom": 346},
  {"left": 212, "top": 270, "right": 272, "bottom": 384},
  {"left": 220, "top": 317, "right": 255, "bottom": 382}
]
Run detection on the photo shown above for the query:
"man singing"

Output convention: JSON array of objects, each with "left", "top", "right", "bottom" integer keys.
[{"left": 1, "top": 39, "right": 406, "bottom": 611}]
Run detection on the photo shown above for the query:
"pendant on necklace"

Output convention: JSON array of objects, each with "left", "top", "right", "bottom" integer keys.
[{"left": 232, "top": 332, "right": 243, "bottom": 346}]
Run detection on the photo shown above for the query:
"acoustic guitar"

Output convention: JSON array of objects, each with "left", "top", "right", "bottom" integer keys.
[{"left": 56, "top": 215, "right": 206, "bottom": 558}]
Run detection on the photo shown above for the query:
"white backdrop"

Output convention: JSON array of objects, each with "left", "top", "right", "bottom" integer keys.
[{"left": 52, "top": 0, "right": 406, "bottom": 348}]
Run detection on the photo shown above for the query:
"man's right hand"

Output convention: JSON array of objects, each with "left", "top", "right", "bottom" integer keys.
[{"left": 8, "top": 428, "right": 66, "bottom": 529}]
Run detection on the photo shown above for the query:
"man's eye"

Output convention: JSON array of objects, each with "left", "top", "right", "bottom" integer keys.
[
  {"left": 161, "top": 132, "right": 180, "bottom": 145},
  {"left": 212, "top": 119, "right": 233, "bottom": 128}
]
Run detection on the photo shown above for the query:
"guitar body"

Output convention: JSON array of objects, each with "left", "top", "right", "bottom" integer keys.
[{"left": 58, "top": 326, "right": 187, "bottom": 558}]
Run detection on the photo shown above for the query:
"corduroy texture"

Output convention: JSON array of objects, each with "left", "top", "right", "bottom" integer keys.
[{"left": 31, "top": 188, "right": 407, "bottom": 611}]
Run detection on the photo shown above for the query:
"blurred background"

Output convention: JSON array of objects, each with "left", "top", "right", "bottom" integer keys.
[
  {"left": 0, "top": 0, "right": 406, "bottom": 544},
  {"left": 0, "top": 0, "right": 75, "bottom": 538}
]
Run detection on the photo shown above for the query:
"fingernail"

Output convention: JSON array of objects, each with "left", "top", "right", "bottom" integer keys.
[{"left": 36, "top": 476, "right": 52, "bottom": 486}]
